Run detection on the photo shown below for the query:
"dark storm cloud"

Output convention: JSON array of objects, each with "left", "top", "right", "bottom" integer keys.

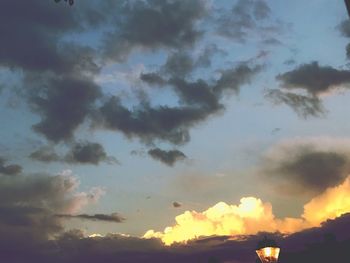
[
  {"left": 0, "top": 0, "right": 105, "bottom": 144},
  {"left": 265, "top": 89, "right": 325, "bottom": 118},
  {"left": 277, "top": 62, "right": 350, "bottom": 95},
  {"left": 26, "top": 74, "right": 101, "bottom": 142},
  {"left": 64, "top": 141, "right": 118, "bottom": 165},
  {"left": 103, "top": 0, "right": 207, "bottom": 61},
  {"left": 0, "top": 0, "right": 103, "bottom": 73},
  {"left": 148, "top": 148, "right": 187, "bottom": 166},
  {"left": 0, "top": 157, "right": 22, "bottom": 176},
  {"left": 56, "top": 212, "right": 125, "bottom": 223},
  {"left": 97, "top": 65, "right": 259, "bottom": 145},
  {"left": 261, "top": 139, "right": 350, "bottom": 195}
]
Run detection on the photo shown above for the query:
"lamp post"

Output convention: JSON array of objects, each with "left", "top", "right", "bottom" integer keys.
[{"left": 255, "top": 237, "right": 280, "bottom": 263}]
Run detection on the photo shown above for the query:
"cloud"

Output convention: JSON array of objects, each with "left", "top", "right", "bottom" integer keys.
[
  {"left": 143, "top": 197, "right": 293, "bottom": 245},
  {"left": 260, "top": 137, "right": 350, "bottom": 195},
  {"left": 338, "top": 19, "right": 350, "bottom": 38},
  {"left": 29, "top": 146, "right": 61, "bottom": 162},
  {"left": 64, "top": 141, "right": 119, "bottom": 165},
  {"left": 56, "top": 212, "right": 125, "bottom": 223},
  {"left": 0, "top": 170, "right": 104, "bottom": 251},
  {"left": 26, "top": 74, "right": 101, "bottom": 142},
  {"left": 265, "top": 89, "right": 325, "bottom": 118},
  {"left": 269, "top": 62, "right": 350, "bottom": 117},
  {"left": 148, "top": 148, "right": 187, "bottom": 166},
  {"left": 338, "top": 19, "right": 350, "bottom": 59},
  {"left": 1, "top": 0, "right": 264, "bottom": 149},
  {"left": 0, "top": 0, "right": 104, "bottom": 74},
  {"left": 2, "top": 175, "right": 350, "bottom": 262},
  {"left": 97, "top": 97, "right": 207, "bottom": 145},
  {"left": 141, "top": 46, "right": 226, "bottom": 83},
  {"left": 103, "top": 0, "right": 207, "bottom": 61},
  {"left": 99, "top": 65, "right": 260, "bottom": 146},
  {"left": 215, "top": 0, "right": 285, "bottom": 43},
  {"left": 0, "top": 0, "right": 104, "bottom": 144},
  {"left": 276, "top": 61, "right": 350, "bottom": 95},
  {"left": 30, "top": 142, "right": 118, "bottom": 165},
  {"left": 108, "top": 63, "right": 261, "bottom": 145},
  {"left": 4, "top": 214, "right": 350, "bottom": 263},
  {"left": 0, "top": 157, "right": 22, "bottom": 176},
  {"left": 302, "top": 176, "right": 350, "bottom": 225},
  {"left": 144, "top": 175, "right": 350, "bottom": 245}
]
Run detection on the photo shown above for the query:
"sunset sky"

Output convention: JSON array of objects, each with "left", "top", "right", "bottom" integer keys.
[{"left": 2, "top": 0, "right": 350, "bottom": 262}]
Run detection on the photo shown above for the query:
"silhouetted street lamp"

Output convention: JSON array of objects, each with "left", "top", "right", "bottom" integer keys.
[{"left": 256, "top": 237, "right": 280, "bottom": 263}]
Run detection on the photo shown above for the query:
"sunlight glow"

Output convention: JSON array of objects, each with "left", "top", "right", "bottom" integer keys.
[{"left": 144, "top": 176, "right": 350, "bottom": 245}]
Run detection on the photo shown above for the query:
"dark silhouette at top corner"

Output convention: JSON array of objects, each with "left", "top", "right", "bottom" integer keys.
[
  {"left": 345, "top": 0, "right": 350, "bottom": 17},
  {"left": 54, "top": 0, "right": 74, "bottom": 6}
]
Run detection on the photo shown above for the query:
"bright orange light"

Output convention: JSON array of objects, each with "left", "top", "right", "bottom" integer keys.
[{"left": 256, "top": 247, "right": 280, "bottom": 263}]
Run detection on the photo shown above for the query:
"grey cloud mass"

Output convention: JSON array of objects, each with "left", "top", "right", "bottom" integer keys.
[
  {"left": 133, "top": 64, "right": 261, "bottom": 144},
  {"left": 260, "top": 138, "right": 350, "bottom": 195},
  {"left": 30, "top": 142, "right": 118, "bottom": 165},
  {"left": 216, "top": 0, "right": 274, "bottom": 42},
  {"left": 0, "top": 171, "right": 103, "bottom": 252},
  {"left": 0, "top": 0, "right": 103, "bottom": 144},
  {"left": 103, "top": 0, "right": 207, "bottom": 61},
  {"left": 27, "top": 74, "right": 101, "bottom": 142},
  {"left": 270, "top": 61, "right": 350, "bottom": 117},
  {"left": 277, "top": 62, "right": 350, "bottom": 95},
  {"left": 0, "top": 158, "right": 22, "bottom": 176},
  {"left": 0, "top": 0, "right": 264, "bottom": 151},
  {"left": 64, "top": 141, "right": 118, "bottom": 165},
  {"left": 0, "top": 1, "right": 102, "bottom": 73},
  {"left": 29, "top": 146, "right": 61, "bottom": 163},
  {"left": 148, "top": 148, "right": 187, "bottom": 166}
]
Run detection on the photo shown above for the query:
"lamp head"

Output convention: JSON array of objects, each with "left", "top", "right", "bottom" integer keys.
[{"left": 255, "top": 237, "right": 280, "bottom": 263}]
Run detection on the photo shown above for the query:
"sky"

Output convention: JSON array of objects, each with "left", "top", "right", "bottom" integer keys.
[{"left": 2, "top": 0, "right": 350, "bottom": 262}]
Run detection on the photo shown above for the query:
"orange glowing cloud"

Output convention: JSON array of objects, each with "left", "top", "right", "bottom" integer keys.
[
  {"left": 302, "top": 176, "right": 350, "bottom": 225},
  {"left": 144, "top": 176, "right": 350, "bottom": 245}
]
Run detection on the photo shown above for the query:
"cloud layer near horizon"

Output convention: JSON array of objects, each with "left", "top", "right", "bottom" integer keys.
[{"left": 144, "top": 176, "right": 350, "bottom": 245}]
